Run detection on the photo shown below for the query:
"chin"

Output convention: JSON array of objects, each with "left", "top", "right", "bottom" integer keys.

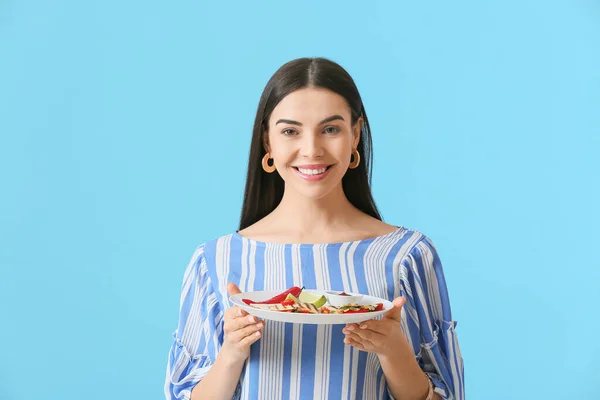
[
  {"left": 295, "top": 188, "right": 335, "bottom": 200},
  {"left": 279, "top": 168, "right": 346, "bottom": 200},
  {"left": 284, "top": 181, "right": 342, "bottom": 201}
]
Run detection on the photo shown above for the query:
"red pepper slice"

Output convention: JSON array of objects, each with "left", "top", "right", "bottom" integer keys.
[
  {"left": 280, "top": 299, "right": 295, "bottom": 307},
  {"left": 256, "top": 286, "right": 304, "bottom": 305},
  {"left": 242, "top": 287, "right": 304, "bottom": 306},
  {"left": 375, "top": 303, "right": 384, "bottom": 311}
]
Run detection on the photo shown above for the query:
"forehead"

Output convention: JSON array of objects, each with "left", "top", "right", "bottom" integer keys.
[{"left": 269, "top": 88, "right": 351, "bottom": 124}]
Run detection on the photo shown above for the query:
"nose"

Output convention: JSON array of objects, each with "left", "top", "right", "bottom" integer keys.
[{"left": 299, "top": 133, "right": 325, "bottom": 159}]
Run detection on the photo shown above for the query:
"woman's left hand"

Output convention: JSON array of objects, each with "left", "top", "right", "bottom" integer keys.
[{"left": 342, "top": 297, "right": 407, "bottom": 357}]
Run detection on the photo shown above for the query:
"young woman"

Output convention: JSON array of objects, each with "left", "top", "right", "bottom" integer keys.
[{"left": 164, "top": 58, "right": 464, "bottom": 400}]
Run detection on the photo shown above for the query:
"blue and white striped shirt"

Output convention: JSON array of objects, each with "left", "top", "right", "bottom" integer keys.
[{"left": 164, "top": 227, "right": 464, "bottom": 400}]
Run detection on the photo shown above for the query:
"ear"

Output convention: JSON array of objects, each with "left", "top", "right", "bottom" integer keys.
[
  {"left": 262, "top": 127, "right": 271, "bottom": 153},
  {"left": 352, "top": 117, "right": 363, "bottom": 150}
]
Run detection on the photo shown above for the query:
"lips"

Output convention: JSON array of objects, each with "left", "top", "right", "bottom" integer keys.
[{"left": 292, "top": 164, "right": 334, "bottom": 182}]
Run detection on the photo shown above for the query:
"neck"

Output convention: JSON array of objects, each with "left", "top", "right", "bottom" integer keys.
[{"left": 270, "top": 183, "right": 359, "bottom": 234}]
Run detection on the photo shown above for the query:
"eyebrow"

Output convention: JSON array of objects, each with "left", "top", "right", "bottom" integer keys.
[{"left": 275, "top": 115, "right": 345, "bottom": 126}]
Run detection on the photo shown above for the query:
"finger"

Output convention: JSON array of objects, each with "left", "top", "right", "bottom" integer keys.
[
  {"left": 344, "top": 326, "right": 381, "bottom": 345},
  {"left": 357, "top": 320, "right": 391, "bottom": 334},
  {"left": 230, "top": 320, "right": 265, "bottom": 342},
  {"left": 225, "top": 314, "right": 260, "bottom": 334},
  {"left": 344, "top": 323, "right": 385, "bottom": 338},
  {"left": 227, "top": 282, "right": 242, "bottom": 296},
  {"left": 342, "top": 324, "right": 359, "bottom": 333},
  {"left": 383, "top": 296, "right": 406, "bottom": 322},
  {"left": 350, "top": 326, "right": 385, "bottom": 343},
  {"left": 224, "top": 306, "right": 248, "bottom": 320},
  {"left": 225, "top": 306, "right": 241, "bottom": 318},
  {"left": 239, "top": 329, "right": 263, "bottom": 347},
  {"left": 344, "top": 335, "right": 367, "bottom": 352},
  {"left": 233, "top": 314, "right": 259, "bottom": 330},
  {"left": 345, "top": 331, "right": 375, "bottom": 350}
]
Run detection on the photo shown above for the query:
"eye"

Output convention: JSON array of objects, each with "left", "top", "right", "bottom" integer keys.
[
  {"left": 323, "top": 126, "right": 341, "bottom": 134},
  {"left": 282, "top": 128, "right": 298, "bottom": 136}
]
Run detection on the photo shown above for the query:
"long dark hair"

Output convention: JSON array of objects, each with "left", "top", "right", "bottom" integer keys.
[{"left": 239, "top": 57, "right": 382, "bottom": 230}]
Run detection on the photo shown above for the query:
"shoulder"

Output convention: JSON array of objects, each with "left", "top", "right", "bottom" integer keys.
[
  {"left": 387, "top": 226, "right": 449, "bottom": 289},
  {"left": 179, "top": 232, "right": 238, "bottom": 289},
  {"left": 383, "top": 225, "right": 440, "bottom": 263},
  {"left": 187, "top": 231, "right": 240, "bottom": 266},
  {"left": 384, "top": 224, "right": 425, "bottom": 246},
  {"left": 179, "top": 243, "right": 208, "bottom": 286}
]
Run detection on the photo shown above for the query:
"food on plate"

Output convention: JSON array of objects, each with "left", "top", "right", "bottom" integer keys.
[
  {"left": 242, "top": 286, "right": 303, "bottom": 305},
  {"left": 297, "top": 291, "right": 328, "bottom": 308},
  {"left": 324, "top": 290, "right": 364, "bottom": 306},
  {"left": 336, "top": 303, "right": 385, "bottom": 313},
  {"left": 241, "top": 287, "right": 384, "bottom": 314}
]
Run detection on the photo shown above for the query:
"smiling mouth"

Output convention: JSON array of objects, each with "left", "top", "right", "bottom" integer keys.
[
  {"left": 291, "top": 164, "right": 335, "bottom": 181},
  {"left": 292, "top": 165, "right": 334, "bottom": 175}
]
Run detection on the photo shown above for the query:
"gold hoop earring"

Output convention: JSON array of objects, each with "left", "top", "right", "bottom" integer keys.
[
  {"left": 348, "top": 149, "right": 360, "bottom": 169},
  {"left": 262, "top": 153, "right": 276, "bottom": 173}
]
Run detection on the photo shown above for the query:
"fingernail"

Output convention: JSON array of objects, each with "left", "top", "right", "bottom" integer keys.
[
  {"left": 238, "top": 309, "right": 243, "bottom": 316},
  {"left": 255, "top": 331, "right": 261, "bottom": 337},
  {"left": 360, "top": 324, "right": 367, "bottom": 329},
  {"left": 257, "top": 322, "right": 264, "bottom": 328},
  {"left": 347, "top": 325, "right": 354, "bottom": 331},
  {"left": 248, "top": 315, "right": 255, "bottom": 323}
]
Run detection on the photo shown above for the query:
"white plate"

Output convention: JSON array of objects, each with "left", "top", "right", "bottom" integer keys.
[{"left": 229, "top": 290, "right": 393, "bottom": 325}]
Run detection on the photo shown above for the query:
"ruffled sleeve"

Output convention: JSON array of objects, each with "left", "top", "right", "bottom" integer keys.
[
  {"left": 164, "top": 245, "right": 224, "bottom": 400},
  {"left": 398, "top": 237, "right": 465, "bottom": 400}
]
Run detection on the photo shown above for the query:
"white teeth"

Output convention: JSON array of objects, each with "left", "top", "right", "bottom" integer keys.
[{"left": 297, "top": 167, "right": 327, "bottom": 175}]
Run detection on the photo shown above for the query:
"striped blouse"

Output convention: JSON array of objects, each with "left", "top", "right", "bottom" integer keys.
[{"left": 164, "top": 227, "right": 464, "bottom": 400}]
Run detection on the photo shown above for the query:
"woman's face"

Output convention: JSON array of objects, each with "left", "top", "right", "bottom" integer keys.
[{"left": 266, "top": 87, "right": 362, "bottom": 200}]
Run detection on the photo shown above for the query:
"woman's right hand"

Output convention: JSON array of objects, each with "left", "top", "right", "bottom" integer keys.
[{"left": 219, "top": 282, "right": 265, "bottom": 365}]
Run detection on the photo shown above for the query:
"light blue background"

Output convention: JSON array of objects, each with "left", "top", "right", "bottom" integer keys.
[{"left": 1, "top": 1, "right": 598, "bottom": 399}]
